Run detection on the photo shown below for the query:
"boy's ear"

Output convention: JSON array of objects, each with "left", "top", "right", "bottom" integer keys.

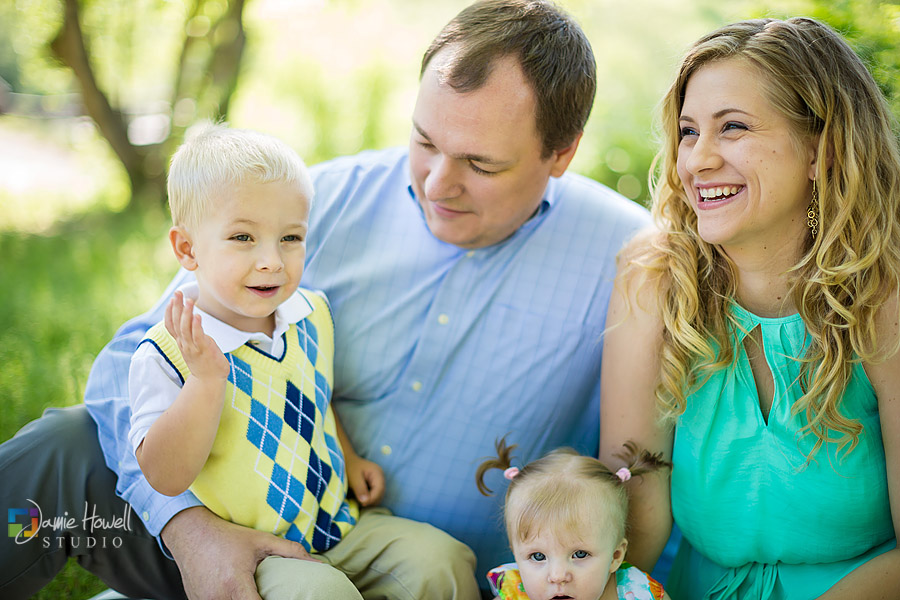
[
  {"left": 169, "top": 226, "right": 199, "bottom": 271},
  {"left": 610, "top": 538, "right": 628, "bottom": 574}
]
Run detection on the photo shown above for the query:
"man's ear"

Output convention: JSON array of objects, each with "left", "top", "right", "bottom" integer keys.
[
  {"left": 548, "top": 132, "right": 583, "bottom": 178},
  {"left": 169, "top": 226, "right": 199, "bottom": 271},
  {"left": 610, "top": 537, "right": 628, "bottom": 574}
]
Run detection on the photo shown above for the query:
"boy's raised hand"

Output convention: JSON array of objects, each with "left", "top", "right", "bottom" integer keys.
[{"left": 165, "top": 290, "right": 230, "bottom": 381}]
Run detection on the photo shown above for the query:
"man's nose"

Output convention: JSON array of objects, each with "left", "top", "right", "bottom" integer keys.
[{"left": 423, "top": 154, "right": 463, "bottom": 201}]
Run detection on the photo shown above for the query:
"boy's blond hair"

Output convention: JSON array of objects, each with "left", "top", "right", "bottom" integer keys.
[{"left": 167, "top": 123, "right": 313, "bottom": 230}]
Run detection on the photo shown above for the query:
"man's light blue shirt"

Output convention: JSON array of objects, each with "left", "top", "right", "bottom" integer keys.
[{"left": 84, "top": 146, "right": 649, "bottom": 581}]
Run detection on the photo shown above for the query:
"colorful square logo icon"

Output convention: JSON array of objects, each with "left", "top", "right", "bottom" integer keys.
[{"left": 8, "top": 507, "right": 40, "bottom": 539}]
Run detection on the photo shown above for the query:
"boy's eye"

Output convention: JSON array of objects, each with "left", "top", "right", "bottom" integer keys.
[
  {"left": 282, "top": 234, "right": 303, "bottom": 242},
  {"left": 232, "top": 234, "right": 251, "bottom": 242},
  {"left": 529, "top": 552, "right": 546, "bottom": 562},
  {"left": 573, "top": 550, "right": 589, "bottom": 559}
]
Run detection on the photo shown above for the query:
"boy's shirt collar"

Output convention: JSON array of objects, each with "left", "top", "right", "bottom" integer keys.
[{"left": 177, "top": 282, "right": 313, "bottom": 354}]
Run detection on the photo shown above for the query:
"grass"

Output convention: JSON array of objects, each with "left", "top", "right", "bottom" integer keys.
[{"left": 1, "top": 206, "right": 174, "bottom": 599}]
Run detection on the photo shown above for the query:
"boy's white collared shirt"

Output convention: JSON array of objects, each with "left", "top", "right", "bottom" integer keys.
[{"left": 127, "top": 282, "right": 314, "bottom": 453}]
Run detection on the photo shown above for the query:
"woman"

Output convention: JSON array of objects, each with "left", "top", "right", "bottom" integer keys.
[{"left": 600, "top": 17, "right": 900, "bottom": 599}]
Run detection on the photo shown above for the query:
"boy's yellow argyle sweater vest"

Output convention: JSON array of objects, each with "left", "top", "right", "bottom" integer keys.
[{"left": 140, "top": 289, "right": 358, "bottom": 553}]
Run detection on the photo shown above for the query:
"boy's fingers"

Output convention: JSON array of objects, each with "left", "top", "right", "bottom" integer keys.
[
  {"left": 170, "top": 297, "right": 183, "bottom": 335},
  {"left": 192, "top": 313, "right": 205, "bottom": 345},
  {"left": 164, "top": 298, "right": 176, "bottom": 337},
  {"left": 181, "top": 298, "right": 195, "bottom": 341}
]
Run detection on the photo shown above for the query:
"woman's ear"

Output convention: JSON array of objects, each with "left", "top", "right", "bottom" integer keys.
[
  {"left": 610, "top": 537, "right": 628, "bottom": 573},
  {"left": 169, "top": 226, "right": 199, "bottom": 271},
  {"left": 808, "top": 134, "right": 833, "bottom": 180}
]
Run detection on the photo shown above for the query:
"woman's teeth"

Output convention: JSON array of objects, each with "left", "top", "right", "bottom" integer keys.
[{"left": 699, "top": 186, "right": 740, "bottom": 201}]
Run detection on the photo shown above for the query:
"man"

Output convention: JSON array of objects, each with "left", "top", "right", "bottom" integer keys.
[{"left": 0, "top": 1, "right": 649, "bottom": 597}]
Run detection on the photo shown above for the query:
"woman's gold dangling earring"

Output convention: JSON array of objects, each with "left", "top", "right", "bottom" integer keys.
[{"left": 807, "top": 182, "right": 819, "bottom": 238}]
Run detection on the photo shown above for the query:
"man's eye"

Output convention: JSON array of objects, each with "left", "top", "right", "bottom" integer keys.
[
  {"left": 529, "top": 552, "right": 546, "bottom": 561},
  {"left": 469, "top": 162, "right": 498, "bottom": 176},
  {"left": 573, "top": 550, "right": 589, "bottom": 559}
]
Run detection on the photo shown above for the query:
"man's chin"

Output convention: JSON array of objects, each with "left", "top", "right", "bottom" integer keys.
[{"left": 424, "top": 218, "right": 478, "bottom": 249}]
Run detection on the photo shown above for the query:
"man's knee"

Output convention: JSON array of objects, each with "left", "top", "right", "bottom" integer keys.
[
  {"left": 416, "top": 524, "right": 478, "bottom": 578},
  {"left": 386, "top": 524, "right": 479, "bottom": 600},
  {"left": 257, "top": 556, "right": 363, "bottom": 600},
  {"left": 1, "top": 404, "right": 100, "bottom": 469}
]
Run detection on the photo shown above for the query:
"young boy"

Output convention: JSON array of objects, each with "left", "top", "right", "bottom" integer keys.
[{"left": 128, "top": 124, "right": 478, "bottom": 599}]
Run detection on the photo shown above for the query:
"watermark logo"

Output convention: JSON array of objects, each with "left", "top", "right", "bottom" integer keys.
[
  {"left": 7, "top": 499, "right": 132, "bottom": 549},
  {"left": 8, "top": 501, "right": 40, "bottom": 542}
]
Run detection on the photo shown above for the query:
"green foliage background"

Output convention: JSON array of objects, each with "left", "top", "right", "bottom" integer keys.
[{"left": 0, "top": 0, "right": 897, "bottom": 597}]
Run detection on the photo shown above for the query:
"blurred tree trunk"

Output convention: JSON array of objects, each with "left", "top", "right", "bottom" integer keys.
[{"left": 49, "top": 0, "right": 247, "bottom": 209}]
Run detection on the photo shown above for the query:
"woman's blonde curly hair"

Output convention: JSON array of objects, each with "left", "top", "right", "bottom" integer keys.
[{"left": 627, "top": 17, "right": 900, "bottom": 460}]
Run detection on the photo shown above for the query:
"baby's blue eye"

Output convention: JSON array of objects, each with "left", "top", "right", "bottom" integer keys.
[
  {"left": 529, "top": 552, "right": 546, "bottom": 562},
  {"left": 573, "top": 550, "right": 589, "bottom": 559}
]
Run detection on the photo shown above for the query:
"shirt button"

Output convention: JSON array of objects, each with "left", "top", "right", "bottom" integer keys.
[
  {"left": 142, "top": 511, "right": 150, "bottom": 521},
  {"left": 438, "top": 314, "right": 450, "bottom": 325},
  {"left": 466, "top": 250, "right": 475, "bottom": 258},
  {"left": 411, "top": 381, "right": 423, "bottom": 392},
  {"left": 380, "top": 445, "right": 392, "bottom": 456}
]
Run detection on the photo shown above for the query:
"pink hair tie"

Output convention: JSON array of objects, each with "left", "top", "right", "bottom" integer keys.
[
  {"left": 504, "top": 467, "right": 520, "bottom": 480},
  {"left": 615, "top": 467, "right": 632, "bottom": 482}
]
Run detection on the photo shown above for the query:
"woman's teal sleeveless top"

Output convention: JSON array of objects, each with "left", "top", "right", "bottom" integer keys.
[{"left": 668, "top": 303, "right": 895, "bottom": 600}]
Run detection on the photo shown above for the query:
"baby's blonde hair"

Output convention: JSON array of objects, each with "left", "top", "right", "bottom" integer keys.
[
  {"left": 167, "top": 123, "right": 314, "bottom": 230},
  {"left": 476, "top": 438, "right": 670, "bottom": 547}
]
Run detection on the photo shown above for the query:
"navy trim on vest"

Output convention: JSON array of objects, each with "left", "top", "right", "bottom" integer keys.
[
  {"left": 138, "top": 338, "right": 186, "bottom": 385},
  {"left": 243, "top": 335, "right": 288, "bottom": 362}
]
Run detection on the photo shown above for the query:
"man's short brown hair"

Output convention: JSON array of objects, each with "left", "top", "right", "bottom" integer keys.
[{"left": 421, "top": 0, "right": 596, "bottom": 159}]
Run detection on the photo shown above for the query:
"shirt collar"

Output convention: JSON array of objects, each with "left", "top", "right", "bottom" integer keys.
[{"left": 177, "top": 282, "right": 313, "bottom": 353}]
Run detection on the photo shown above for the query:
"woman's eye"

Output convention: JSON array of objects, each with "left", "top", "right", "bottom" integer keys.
[
  {"left": 573, "top": 550, "right": 589, "bottom": 559},
  {"left": 723, "top": 121, "right": 748, "bottom": 132},
  {"left": 529, "top": 552, "right": 546, "bottom": 562},
  {"left": 679, "top": 126, "right": 698, "bottom": 138}
]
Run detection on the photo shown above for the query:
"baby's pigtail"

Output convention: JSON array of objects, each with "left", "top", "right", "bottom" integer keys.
[
  {"left": 612, "top": 440, "right": 671, "bottom": 481},
  {"left": 476, "top": 435, "right": 518, "bottom": 496}
]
